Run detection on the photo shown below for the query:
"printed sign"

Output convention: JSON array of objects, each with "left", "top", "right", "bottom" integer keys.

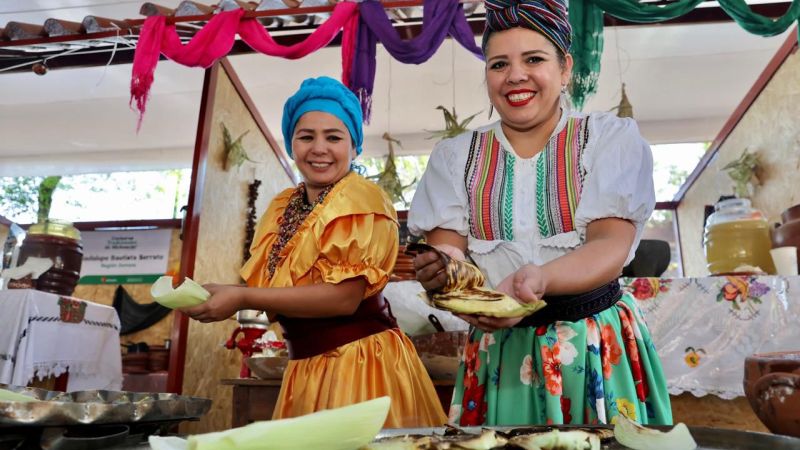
[{"left": 78, "top": 229, "right": 173, "bottom": 284}]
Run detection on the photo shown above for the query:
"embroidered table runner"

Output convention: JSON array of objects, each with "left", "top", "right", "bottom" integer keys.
[
  {"left": 0, "top": 289, "right": 122, "bottom": 391},
  {"left": 622, "top": 275, "right": 800, "bottom": 399}
]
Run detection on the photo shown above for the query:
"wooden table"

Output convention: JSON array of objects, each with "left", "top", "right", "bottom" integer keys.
[{"left": 221, "top": 378, "right": 282, "bottom": 427}]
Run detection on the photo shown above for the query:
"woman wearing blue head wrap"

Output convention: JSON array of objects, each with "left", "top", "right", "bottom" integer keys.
[
  {"left": 408, "top": 0, "right": 672, "bottom": 427},
  {"left": 183, "top": 77, "right": 446, "bottom": 427}
]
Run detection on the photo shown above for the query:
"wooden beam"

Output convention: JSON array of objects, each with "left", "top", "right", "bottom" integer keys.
[
  {"left": 655, "top": 201, "right": 679, "bottom": 210},
  {"left": 5, "top": 22, "right": 45, "bottom": 41},
  {"left": 672, "top": 27, "right": 799, "bottom": 202},
  {"left": 42, "top": 19, "right": 84, "bottom": 37},
  {"left": 167, "top": 63, "right": 218, "bottom": 395}
]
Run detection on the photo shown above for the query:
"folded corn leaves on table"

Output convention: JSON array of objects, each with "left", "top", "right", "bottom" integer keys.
[{"left": 407, "top": 243, "right": 546, "bottom": 318}]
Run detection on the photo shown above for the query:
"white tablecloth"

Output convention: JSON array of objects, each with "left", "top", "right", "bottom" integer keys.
[
  {"left": 0, "top": 289, "right": 122, "bottom": 391},
  {"left": 622, "top": 275, "right": 800, "bottom": 399}
]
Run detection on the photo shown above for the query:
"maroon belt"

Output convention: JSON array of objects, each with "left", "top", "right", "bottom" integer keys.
[
  {"left": 277, "top": 293, "right": 398, "bottom": 360},
  {"left": 515, "top": 280, "right": 622, "bottom": 328}
]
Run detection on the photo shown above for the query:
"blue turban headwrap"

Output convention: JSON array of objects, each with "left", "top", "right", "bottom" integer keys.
[
  {"left": 482, "top": 0, "right": 572, "bottom": 56},
  {"left": 281, "top": 76, "right": 363, "bottom": 159}
]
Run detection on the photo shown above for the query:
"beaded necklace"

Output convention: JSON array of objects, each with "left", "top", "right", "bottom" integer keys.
[{"left": 267, "top": 182, "right": 336, "bottom": 278}]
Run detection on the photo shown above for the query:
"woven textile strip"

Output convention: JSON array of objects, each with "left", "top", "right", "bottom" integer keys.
[
  {"left": 464, "top": 129, "right": 515, "bottom": 241},
  {"left": 536, "top": 116, "right": 589, "bottom": 238}
]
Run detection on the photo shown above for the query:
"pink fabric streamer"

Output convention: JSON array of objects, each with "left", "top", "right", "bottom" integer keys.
[
  {"left": 238, "top": 1, "right": 357, "bottom": 59},
  {"left": 130, "top": 2, "right": 358, "bottom": 130},
  {"left": 130, "top": 9, "right": 243, "bottom": 130},
  {"left": 340, "top": 7, "right": 360, "bottom": 87},
  {"left": 130, "top": 15, "right": 166, "bottom": 132}
]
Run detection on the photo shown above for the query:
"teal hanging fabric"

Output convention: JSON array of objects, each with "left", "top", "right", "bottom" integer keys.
[
  {"left": 568, "top": 0, "right": 604, "bottom": 110},
  {"left": 594, "top": 0, "right": 703, "bottom": 22},
  {"left": 567, "top": 0, "right": 800, "bottom": 110},
  {"left": 717, "top": 0, "right": 800, "bottom": 37}
]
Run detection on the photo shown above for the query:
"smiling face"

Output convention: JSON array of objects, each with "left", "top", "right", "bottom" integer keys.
[
  {"left": 292, "top": 111, "right": 356, "bottom": 200},
  {"left": 484, "top": 27, "right": 573, "bottom": 134}
]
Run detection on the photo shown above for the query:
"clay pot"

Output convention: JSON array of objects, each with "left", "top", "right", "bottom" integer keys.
[
  {"left": 773, "top": 203, "right": 800, "bottom": 265},
  {"left": 743, "top": 351, "right": 800, "bottom": 437}
]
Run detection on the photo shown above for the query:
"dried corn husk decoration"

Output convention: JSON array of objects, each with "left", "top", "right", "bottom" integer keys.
[
  {"left": 722, "top": 148, "right": 762, "bottom": 198},
  {"left": 426, "top": 105, "right": 481, "bottom": 141},
  {"left": 366, "top": 132, "right": 416, "bottom": 207},
  {"left": 613, "top": 83, "right": 634, "bottom": 119},
  {"left": 221, "top": 123, "right": 254, "bottom": 171},
  {"left": 406, "top": 243, "right": 546, "bottom": 318}
]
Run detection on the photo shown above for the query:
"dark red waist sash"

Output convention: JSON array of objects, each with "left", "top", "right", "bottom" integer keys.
[{"left": 277, "top": 293, "right": 398, "bottom": 360}]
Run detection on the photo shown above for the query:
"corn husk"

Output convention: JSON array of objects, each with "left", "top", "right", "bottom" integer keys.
[
  {"left": 150, "top": 276, "right": 210, "bottom": 309},
  {"left": 408, "top": 243, "right": 545, "bottom": 318},
  {"left": 430, "top": 287, "right": 545, "bottom": 318},
  {"left": 509, "top": 430, "right": 600, "bottom": 450},
  {"left": 0, "top": 388, "right": 39, "bottom": 403},
  {"left": 613, "top": 415, "right": 697, "bottom": 450},
  {"left": 151, "top": 396, "right": 390, "bottom": 450},
  {"left": 364, "top": 430, "right": 505, "bottom": 450}
]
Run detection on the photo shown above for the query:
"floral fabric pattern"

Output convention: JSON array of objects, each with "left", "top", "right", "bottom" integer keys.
[
  {"left": 448, "top": 293, "right": 672, "bottom": 426},
  {"left": 617, "top": 276, "right": 798, "bottom": 399}
]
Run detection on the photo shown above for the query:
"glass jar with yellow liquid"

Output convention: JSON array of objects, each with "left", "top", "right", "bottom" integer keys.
[{"left": 704, "top": 198, "right": 776, "bottom": 275}]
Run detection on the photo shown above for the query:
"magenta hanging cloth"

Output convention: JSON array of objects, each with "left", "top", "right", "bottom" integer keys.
[
  {"left": 130, "top": 9, "right": 243, "bottom": 130},
  {"left": 349, "top": 0, "right": 483, "bottom": 121},
  {"left": 239, "top": 1, "right": 357, "bottom": 59},
  {"left": 130, "top": 3, "right": 358, "bottom": 130}
]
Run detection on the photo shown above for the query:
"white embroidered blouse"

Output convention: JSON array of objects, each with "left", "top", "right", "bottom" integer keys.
[{"left": 408, "top": 109, "right": 655, "bottom": 288}]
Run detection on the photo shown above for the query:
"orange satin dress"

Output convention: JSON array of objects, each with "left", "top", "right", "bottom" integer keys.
[{"left": 240, "top": 172, "right": 446, "bottom": 428}]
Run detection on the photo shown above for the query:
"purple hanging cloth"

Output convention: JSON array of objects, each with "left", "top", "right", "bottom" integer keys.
[{"left": 351, "top": 0, "right": 483, "bottom": 121}]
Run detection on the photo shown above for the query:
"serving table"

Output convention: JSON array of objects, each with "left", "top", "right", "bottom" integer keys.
[
  {"left": 0, "top": 288, "right": 122, "bottom": 391},
  {"left": 620, "top": 275, "right": 799, "bottom": 400}
]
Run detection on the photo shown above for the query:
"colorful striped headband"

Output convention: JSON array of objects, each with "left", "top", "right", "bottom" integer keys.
[{"left": 483, "top": 0, "right": 572, "bottom": 55}]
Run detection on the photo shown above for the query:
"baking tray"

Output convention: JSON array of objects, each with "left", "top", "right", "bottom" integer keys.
[
  {"left": 0, "top": 384, "right": 211, "bottom": 427},
  {"left": 376, "top": 425, "right": 800, "bottom": 449}
]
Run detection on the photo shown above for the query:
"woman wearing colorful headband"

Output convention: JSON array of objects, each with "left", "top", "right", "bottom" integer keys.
[
  {"left": 409, "top": 0, "right": 672, "bottom": 426},
  {"left": 183, "top": 76, "right": 446, "bottom": 428}
]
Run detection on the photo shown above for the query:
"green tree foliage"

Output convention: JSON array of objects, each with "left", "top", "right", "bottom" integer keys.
[{"left": 0, "top": 176, "right": 40, "bottom": 220}]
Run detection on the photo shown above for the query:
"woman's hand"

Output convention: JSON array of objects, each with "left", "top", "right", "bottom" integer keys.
[
  {"left": 510, "top": 264, "right": 547, "bottom": 303},
  {"left": 413, "top": 243, "right": 466, "bottom": 292},
  {"left": 181, "top": 284, "right": 247, "bottom": 323},
  {"left": 455, "top": 313, "right": 523, "bottom": 333}
]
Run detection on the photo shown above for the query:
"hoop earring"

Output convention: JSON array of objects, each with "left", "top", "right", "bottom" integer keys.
[{"left": 488, "top": 104, "right": 494, "bottom": 119}]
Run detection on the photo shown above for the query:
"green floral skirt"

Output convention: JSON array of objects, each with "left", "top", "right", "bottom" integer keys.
[{"left": 448, "top": 293, "right": 672, "bottom": 426}]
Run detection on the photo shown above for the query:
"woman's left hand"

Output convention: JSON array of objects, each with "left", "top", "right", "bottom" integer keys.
[
  {"left": 455, "top": 313, "right": 523, "bottom": 333},
  {"left": 181, "top": 284, "right": 246, "bottom": 323}
]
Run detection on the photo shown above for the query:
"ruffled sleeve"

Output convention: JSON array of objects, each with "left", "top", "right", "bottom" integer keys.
[
  {"left": 408, "top": 134, "right": 470, "bottom": 237},
  {"left": 574, "top": 112, "right": 656, "bottom": 265},
  {"left": 314, "top": 212, "right": 399, "bottom": 297}
]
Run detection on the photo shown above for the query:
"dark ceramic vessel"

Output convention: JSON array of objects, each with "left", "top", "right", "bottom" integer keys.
[
  {"left": 743, "top": 351, "right": 800, "bottom": 438},
  {"left": 773, "top": 204, "right": 800, "bottom": 264}
]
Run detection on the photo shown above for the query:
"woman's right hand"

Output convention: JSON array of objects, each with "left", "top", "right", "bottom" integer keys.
[{"left": 413, "top": 244, "right": 465, "bottom": 292}]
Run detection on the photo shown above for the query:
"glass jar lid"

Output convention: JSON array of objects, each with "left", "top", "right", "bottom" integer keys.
[{"left": 26, "top": 219, "right": 81, "bottom": 241}]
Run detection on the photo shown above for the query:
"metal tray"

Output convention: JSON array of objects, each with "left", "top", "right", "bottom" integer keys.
[
  {"left": 0, "top": 384, "right": 211, "bottom": 427},
  {"left": 376, "top": 425, "right": 800, "bottom": 450}
]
